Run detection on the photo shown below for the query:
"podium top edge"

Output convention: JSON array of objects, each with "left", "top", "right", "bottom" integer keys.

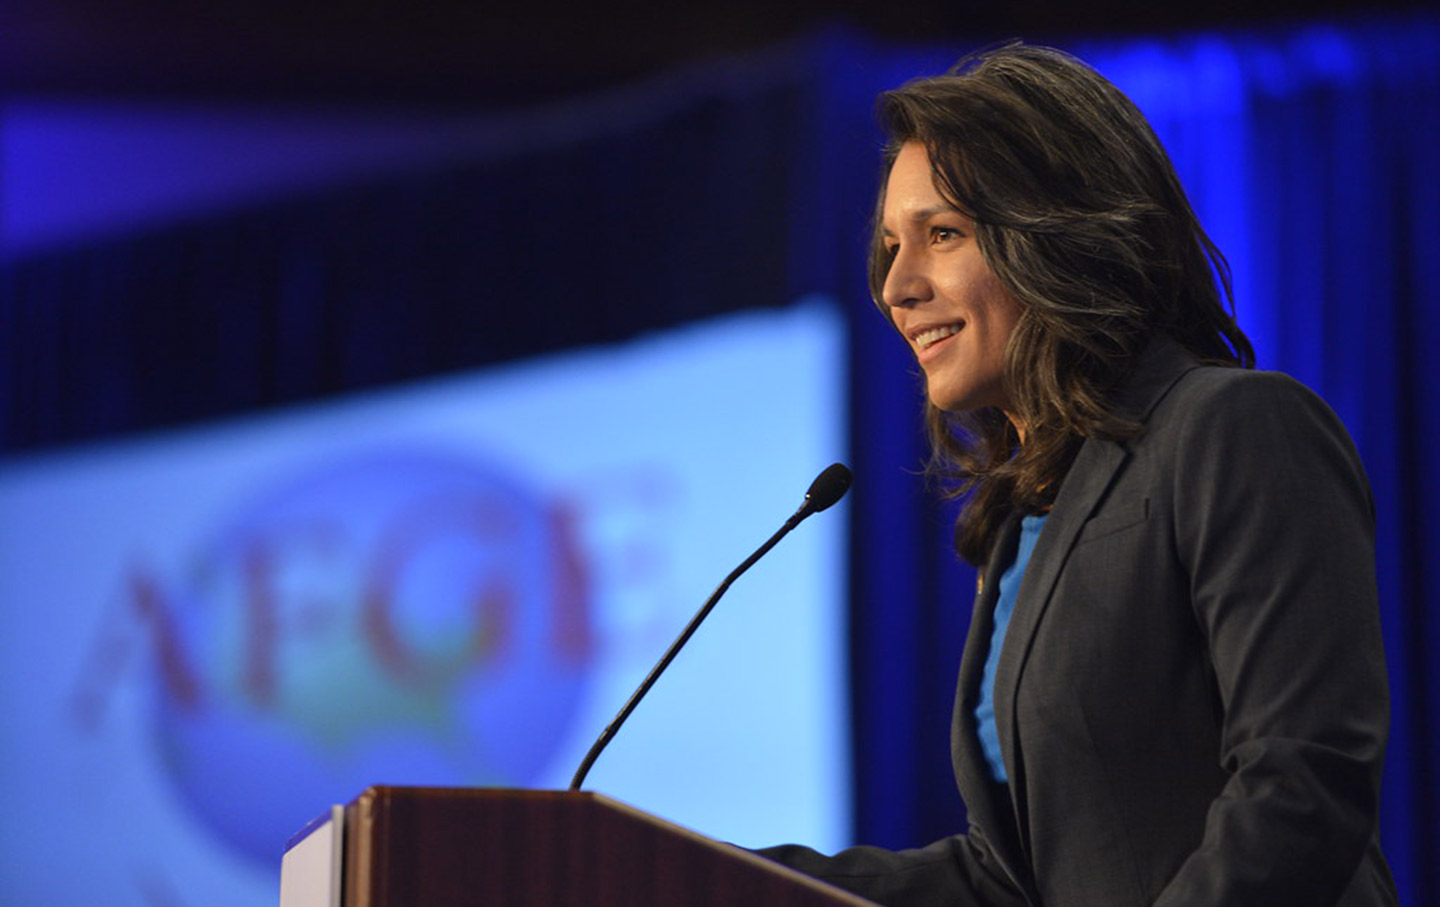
[
  {"left": 284, "top": 803, "right": 342, "bottom": 854},
  {"left": 351, "top": 786, "right": 609, "bottom": 805}
]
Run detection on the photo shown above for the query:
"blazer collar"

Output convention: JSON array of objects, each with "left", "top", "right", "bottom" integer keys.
[{"left": 1108, "top": 334, "right": 1204, "bottom": 423}]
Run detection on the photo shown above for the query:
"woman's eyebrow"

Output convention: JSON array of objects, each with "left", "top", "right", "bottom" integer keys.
[
  {"left": 881, "top": 205, "right": 964, "bottom": 236},
  {"left": 908, "top": 204, "right": 960, "bottom": 221}
]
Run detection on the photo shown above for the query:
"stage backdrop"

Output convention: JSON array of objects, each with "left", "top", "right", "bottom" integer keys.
[
  {"left": 0, "top": 304, "right": 850, "bottom": 906},
  {"left": 2, "top": 11, "right": 1437, "bottom": 906}
]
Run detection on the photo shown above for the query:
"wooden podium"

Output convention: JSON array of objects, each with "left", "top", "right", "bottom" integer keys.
[{"left": 280, "top": 786, "right": 877, "bottom": 906}]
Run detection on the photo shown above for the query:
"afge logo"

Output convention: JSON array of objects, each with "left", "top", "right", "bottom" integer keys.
[{"left": 86, "top": 451, "right": 594, "bottom": 866}]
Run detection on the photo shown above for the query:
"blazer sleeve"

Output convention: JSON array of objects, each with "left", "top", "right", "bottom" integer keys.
[
  {"left": 1154, "top": 370, "right": 1390, "bottom": 906},
  {"left": 755, "top": 830, "right": 1029, "bottom": 907}
]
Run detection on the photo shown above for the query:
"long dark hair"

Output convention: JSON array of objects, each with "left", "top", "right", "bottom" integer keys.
[{"left": 870, "top": 43, "right": 1254, "bottom": 565}]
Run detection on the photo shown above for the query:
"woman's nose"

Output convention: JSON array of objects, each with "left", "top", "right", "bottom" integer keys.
[{"left": 882, "top": 249, "right": 928, "bottom": 310}]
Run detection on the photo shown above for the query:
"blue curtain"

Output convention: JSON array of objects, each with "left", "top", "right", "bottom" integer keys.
[
  {"left": 3, "top": 11, "right": 1435, "bottom": 904},
  {"left": 0, "top": 61, "right": 816, "bottom": 449},
  {"left": 844, "top": 16, "right": 1440, "bottom": 903}
]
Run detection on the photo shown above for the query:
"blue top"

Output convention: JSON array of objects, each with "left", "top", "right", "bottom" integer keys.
[{"left": 975, "top": 513, "right": 1049, "bottom": 784}]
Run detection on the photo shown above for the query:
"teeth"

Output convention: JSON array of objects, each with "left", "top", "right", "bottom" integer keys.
[{"left": 915, "top": 323, "right": 961, "bottom": 350}]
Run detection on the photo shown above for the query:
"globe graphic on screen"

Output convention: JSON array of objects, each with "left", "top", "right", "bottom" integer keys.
[{"left": 147, "top": 451, "right": 594, "bottom": 866}]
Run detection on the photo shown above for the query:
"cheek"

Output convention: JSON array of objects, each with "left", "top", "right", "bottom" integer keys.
[
  {"left": 978, "top": 280, "right": 1023, "bottom": 347},
  {"left": 946, "top": 250, "right": 1013, "bottom": 316}
]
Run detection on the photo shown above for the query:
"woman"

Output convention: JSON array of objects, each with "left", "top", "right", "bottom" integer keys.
[{"left": 761, "top": 43, "right": 1396, "bottom": 906}]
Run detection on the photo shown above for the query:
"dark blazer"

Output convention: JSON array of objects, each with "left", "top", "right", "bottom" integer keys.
[{"left": 762, "top": 341, "right": 1396, "bottom": 906}]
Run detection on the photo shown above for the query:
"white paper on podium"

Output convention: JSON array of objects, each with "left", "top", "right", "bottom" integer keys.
[{"left": 279, "top": 805, "right": 344, "bottom": 907}]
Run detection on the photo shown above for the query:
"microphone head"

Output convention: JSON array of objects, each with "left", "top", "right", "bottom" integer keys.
[{"left": 802, "top": 462, "right": 853, "bottom": 515}]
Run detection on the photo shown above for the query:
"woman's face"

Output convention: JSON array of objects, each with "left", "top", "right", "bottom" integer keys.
[{"left": 880, "top": 141, "right": 1024, "bottom": 420}]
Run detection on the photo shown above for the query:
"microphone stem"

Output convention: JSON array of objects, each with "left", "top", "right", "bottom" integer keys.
[{"left": 568, "top": 509, "right": 807, "bottom": 792}]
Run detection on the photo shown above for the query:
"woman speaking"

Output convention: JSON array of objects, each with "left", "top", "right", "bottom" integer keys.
[{"left": 761, "top": 43, "right": 1396, "bottom": 907}]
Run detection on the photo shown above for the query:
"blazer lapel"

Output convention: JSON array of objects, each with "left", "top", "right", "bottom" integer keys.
[
  {"left": 991, "top": 337, "right": 1203, "bottom": 853},
  {"left": 950, "top": 513, "right": 1028, "bottom": 885},
  {"left": 993, "top": 439, "right": 1128, "bottom": 856}
]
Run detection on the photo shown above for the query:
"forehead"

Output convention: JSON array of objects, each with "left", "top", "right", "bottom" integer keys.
[{"left": 882, "top": 142, "right": 958, "bottom": 226}]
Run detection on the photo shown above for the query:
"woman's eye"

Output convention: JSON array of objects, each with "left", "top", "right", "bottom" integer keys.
[
  {"left": 932, "top": 226, "right": 962, "bottom": 243},
  {"left": 883, "top": 243, "right": 900, "bottom": 259}
]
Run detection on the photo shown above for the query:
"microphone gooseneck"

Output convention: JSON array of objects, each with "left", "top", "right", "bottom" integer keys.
[{"left": 567, "top": 462, "right": 852, "bottom": 792}]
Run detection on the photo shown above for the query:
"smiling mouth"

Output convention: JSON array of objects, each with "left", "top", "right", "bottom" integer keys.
[{"left": 914, "top": 323, "right": 962, "bottom": 351}]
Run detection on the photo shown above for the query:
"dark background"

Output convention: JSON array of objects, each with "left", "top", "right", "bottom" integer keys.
[{"left": 1, "top": 0, "right": 1426, "bottom": 104}]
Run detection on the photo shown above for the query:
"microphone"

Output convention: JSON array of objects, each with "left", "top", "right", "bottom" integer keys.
[
  {"left": 794, "top": 461, "right": 853, "bottom": 519},
  {"left": 568, "top": 462, "right": 852, "bottom": 791}
]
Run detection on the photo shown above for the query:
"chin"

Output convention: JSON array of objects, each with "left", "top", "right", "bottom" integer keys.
[
  {"left": 927, "top": 385, "right": 978, "bottom": 414},
  {"left": 929, "top": 397, "right": 980, "bottom": 414},
  {"left": 927, "top": 384, "right": 1004, "bottom": 415}
]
